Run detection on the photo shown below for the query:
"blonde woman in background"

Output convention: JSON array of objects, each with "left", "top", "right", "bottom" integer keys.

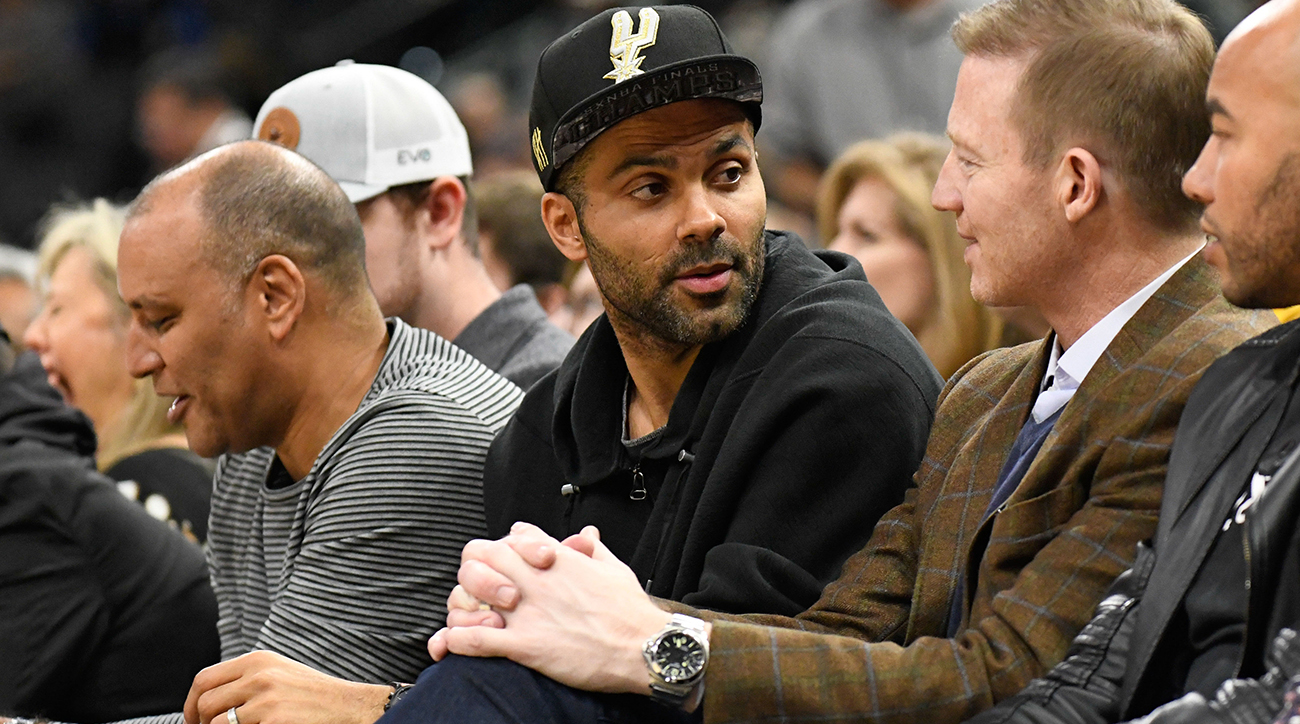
[
  {"left": 818, "top": 133, "right": 1018, "bottom": 379},
  {"left": 22, "top": 199, "right": 211, "bottom": 542}
]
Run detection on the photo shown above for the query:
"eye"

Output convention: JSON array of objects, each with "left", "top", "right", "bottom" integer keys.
[
  {"left": 714, "top": 164, "right": 743, "bottom": 186},
  {"left": 630, "top": 180, "right": 667, "bottom": 201},
  {"left": 150, "top": 314, "right": 177, "bottom": 333}
]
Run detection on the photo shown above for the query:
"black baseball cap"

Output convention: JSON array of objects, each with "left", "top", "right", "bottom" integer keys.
[{"left": 529, "top": 4, "right": 763, "bottom": 191}]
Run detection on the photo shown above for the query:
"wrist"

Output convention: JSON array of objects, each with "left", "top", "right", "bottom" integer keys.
[
  {"left": 355, "top": 682, "right": 394, "bottom": 724},
  {"left": 626, "top": 609, "right": 674, "bottom": 693}
]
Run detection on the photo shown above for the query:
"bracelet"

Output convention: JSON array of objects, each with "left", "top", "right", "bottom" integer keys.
[{"left": 385, "top": 681, "right": 416, "bottom": 712}]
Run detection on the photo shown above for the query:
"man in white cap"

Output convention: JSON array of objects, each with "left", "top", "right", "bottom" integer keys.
[{"left": 253, "top": 61, "right": 573, "bottom": 390}]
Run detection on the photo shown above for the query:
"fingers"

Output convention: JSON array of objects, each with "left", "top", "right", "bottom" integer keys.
[
  {"left": 585, "top": 532, "right": 622, "bottom": 564},
  {"left": 460, "top": 538, "right": 540, "bottom": 608},
  {"left": 428, "top": 629, "right": 449, "bottom": 661},
  {"left": 185, "top": 659, "right": 246, "bottom": 724},
  {"left": 441, "top": 623, "right": 518, "bottom": 661},
  {"left": 508, "top": 521, "right": 555, "bottom": 541},
  {"left": 507, "top": 537, "right": 557, "bottom": 569},
  {"left": 446, "top": 607, "right": 505, "bottom": 629},
  {"left": 458, "top": 559, "right": 520, "bottom": 609},
  {"left": 505, "top": 522, "right": 560, "bottom": 569},
  {"left": 193, "top": 681, "right": 251, "bottom": 724}
]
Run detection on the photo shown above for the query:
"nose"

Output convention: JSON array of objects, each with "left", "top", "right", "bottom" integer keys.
[
  {"left": 677, "top": 183, "right": 726, "bottom": 243},
  {"left": 1182, "top": 137, "right": 1217, "bottom": 206},
  {"left": 22, "top": 306, "right": 49, "bottom": 352},
  {"left": 932, "top": 149, "right": 963, "bottom": 214},
  {"left": 124, "top": 318, "right": 163, "bottom": 380}
]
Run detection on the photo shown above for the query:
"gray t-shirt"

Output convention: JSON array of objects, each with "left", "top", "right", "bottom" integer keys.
[
  {"left": 455, "top": 284, "right": 575, "bottom": 391},
  {"left": 761, "top": 0, "right": 986, "bottom": 166}
]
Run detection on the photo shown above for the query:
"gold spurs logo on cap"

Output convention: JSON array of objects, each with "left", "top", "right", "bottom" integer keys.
[
  {"left": 532, "top": 127, "right": 549, "bottom": 171},
  {"left": 604, "top": 7, "right": 659, "bottom": 83}
]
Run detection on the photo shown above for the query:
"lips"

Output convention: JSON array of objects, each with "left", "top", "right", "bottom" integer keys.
[
  {"left": 675, "top": 263, "right": 734, "bottom": 295},
  {"left": 167, "top": 395, "right": 191, "bottom": 425},
  {"left": 38, "top": 362, "right": 72, "bottom": 402}
]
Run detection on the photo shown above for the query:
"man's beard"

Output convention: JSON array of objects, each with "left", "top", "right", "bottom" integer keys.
[
  {"left": 581, "top": 218, "right": 766, "bottom": 347},
  {"left": 1221, "top": 152, "right": 1300, "bottom": 310}
]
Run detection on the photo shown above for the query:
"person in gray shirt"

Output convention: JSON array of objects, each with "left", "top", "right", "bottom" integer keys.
[
  {"left": 760, "top": 0, "right": 986, "bottom": 212},
  {"left": 253, "top": 61, "right": 573, "bottom": 390}
]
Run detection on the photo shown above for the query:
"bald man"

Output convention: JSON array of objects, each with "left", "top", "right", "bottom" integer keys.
[
  {"left": 966, "top": 3, "right": 1300, "bottom": 724},
  {"left": 114, "top": 140, "right": 522, "bottom": 723}
]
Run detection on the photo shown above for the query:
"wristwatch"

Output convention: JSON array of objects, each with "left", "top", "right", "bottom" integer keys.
[{"left": 643, "top": 613, "right": 710, "bottom": 708}]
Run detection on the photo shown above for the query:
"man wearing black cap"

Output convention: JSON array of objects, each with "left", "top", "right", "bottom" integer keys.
[{"left": 481, "top": 2, "right": 940, "bottom": 619}]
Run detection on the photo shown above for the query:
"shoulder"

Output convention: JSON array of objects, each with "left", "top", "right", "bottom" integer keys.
[
  {"left": 1135, "top": 294, "right": 1278, "bottom": 377},
  {"left": 368, "top": 322, "right": 524, "bottom": 434},
  {"left": 743, "top": 232, "right": 944, "bottom": 400},
  {"left": 933, "top": 341, "right": 1042, "bottom": 419},
  {"left": 496, "top": 323, "right": 574, "bottom": 391}
]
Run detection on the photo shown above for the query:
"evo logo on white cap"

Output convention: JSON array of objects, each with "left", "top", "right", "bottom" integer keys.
[{"left": 253, "top": 60, "right": 473, "bottom": 204}]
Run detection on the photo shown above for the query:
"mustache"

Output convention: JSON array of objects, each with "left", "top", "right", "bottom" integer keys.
[{"left": 658, "top": 236, "right": 751, "bottom": 285}]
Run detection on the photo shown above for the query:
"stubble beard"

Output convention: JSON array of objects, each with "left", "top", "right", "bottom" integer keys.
[
  {"left": 580, "top": 215, "right": 766, "bottom": 348},
  {"left": 1221, "top": 152, "right": 1300, "bottom": 310}
]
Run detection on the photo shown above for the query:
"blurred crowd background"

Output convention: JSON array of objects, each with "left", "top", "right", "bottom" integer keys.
[{"left": 0, "top": 0, "right": 1265, "bottom": 347}]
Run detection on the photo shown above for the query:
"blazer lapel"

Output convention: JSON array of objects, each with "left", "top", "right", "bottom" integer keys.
[
  {"left": 1007, "top": 257, "right": 1220, "bottom": 507},
  {"left": 911, "top": 338, "right": 1051, "bottom": 635}
]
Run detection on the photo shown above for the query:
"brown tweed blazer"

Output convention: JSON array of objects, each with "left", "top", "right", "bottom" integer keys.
[{"left": 662, "top": 258, "right": 1275, "bottom": 724}]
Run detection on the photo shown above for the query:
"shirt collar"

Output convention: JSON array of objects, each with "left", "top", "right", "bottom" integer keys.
[
  {"left": 1054, "top": 244, "right": 1203, "bottom": 391},
  {"left": 1032, "top": 244, "right": 1202, "bottom": 423}
]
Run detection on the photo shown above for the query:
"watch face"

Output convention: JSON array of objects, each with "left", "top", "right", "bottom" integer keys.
[{"left": 651, "top": 631, "right": 707, "bottom": 684}]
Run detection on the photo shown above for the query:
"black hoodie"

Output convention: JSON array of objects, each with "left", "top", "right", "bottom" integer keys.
[
  {"left": 0, "top": 352, "right": 219, "bottom": 721},
  {"left": 484, "top": 231, "right": 943, "bottom": 615}
]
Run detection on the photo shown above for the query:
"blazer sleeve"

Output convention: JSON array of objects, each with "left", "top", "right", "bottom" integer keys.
[
  {"left": 690, "top": 355, "right": 1190, "bottom": 724},
  {"left": 678, "top": 332, "right": 939, "bottom": 618}
]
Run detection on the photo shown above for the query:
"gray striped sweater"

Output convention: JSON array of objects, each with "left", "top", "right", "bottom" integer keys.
[{"left": 104, "top": 320, "right": 522, "bottom": 724}]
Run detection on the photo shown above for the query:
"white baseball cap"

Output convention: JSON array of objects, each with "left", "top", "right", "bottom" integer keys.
[{"left": 253, "top": 60, "right": 473, "bottom": 203}]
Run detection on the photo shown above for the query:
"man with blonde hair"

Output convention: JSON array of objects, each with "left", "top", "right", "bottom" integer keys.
[
  {"left": 966, "top": 3, "right": 1300, "bottom": 724},
  {"left": 377, "top": 1, "right": 1274, "bottom": 722}
]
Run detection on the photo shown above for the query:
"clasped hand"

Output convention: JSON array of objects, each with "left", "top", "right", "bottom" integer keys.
[{"left": 429, "top": 522, "right": 672, "bottom": 695}]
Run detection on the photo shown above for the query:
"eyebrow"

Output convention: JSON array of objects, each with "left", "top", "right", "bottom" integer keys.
[
  {"left": 606, "top": 132, "right": 752, "bottom": 181},
  {"left": 946, "top": 130, "right": 971, "bottom": 153},
  {"left": 127, "top": 295, "right": 167, "bottom": 311},
  {"left": 1207, "top": 98, "right": 1233, "bottom": 120}
]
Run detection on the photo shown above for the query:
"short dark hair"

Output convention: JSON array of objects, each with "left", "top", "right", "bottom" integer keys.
[
  {"left": 554, "top": 145, "right": 594, "bottom": 216},
  {"left": 474, "top": 171, "right": 568, "bottom": 287},
  {"left": 385, "top": 176, "right": 480, "bottom": 255},
  {"left": 132, "top": 141, "right": 369, "bottom": 297}
]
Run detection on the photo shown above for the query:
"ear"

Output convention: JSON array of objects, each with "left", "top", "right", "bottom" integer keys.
[
  {"left": 1056, "top": 147, "right": 1104, "bottom": 223},
  {"left": 418, "top": 177, "right": 468, "bottom": 252},
  {"left": 541, "top": 192, "right": 587, "bottom": 262},
  {"left": 248, "top": 254, "right": 306, "bottom": 342}
]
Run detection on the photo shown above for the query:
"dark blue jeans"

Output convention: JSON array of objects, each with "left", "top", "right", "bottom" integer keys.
[{"left": 379, "top": 655, "right": 702, "bottom": 724}]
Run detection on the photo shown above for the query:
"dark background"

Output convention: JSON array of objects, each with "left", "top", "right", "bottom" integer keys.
[{"left": 0, "top": 0, "right": 1258, "bottom": 250}]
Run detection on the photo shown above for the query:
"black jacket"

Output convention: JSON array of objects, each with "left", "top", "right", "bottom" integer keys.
[
  {"left": 483, "top": 230, "right": 943, "bottom": 615},
  {"left": 967, "top": 319, "right": 1300, "bottom": 724},
  {"left": 0, "top": 353, "right": 220, "bottom": 721}
]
